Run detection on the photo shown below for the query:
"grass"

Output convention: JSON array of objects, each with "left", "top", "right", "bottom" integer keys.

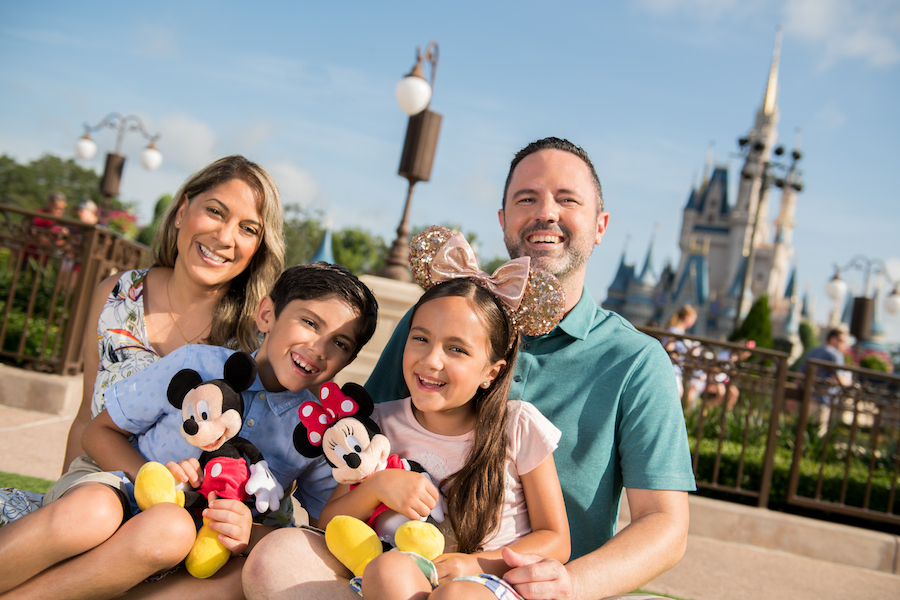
[{"left": 0, "top": 471, "right": 54, "bottom": 494}]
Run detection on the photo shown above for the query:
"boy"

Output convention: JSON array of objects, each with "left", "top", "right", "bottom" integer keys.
[{"left": 0, "top": 263, "right": 378, "bottom": 599}]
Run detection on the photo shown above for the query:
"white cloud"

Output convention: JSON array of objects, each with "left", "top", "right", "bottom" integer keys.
[
  {"left": 634, "top": 0, "right": 760, "bottom": 23},
  {"left": 156, "top": 114, "right": 218, "bottom": 170},
  {"left": 813, "top": 102, "right": 847, "bottom": 131},
  {"left": 233, "top": 121, "right": 275, "bottom": 155},
  {"left": 266, "top": 160, "right": 320, "bottom": 207},
  {"left": 134, "top": 24, "right": 178, "bottom": 60},
  {"left": 783, "top": 0, "right": 900, "bottom": 68}
]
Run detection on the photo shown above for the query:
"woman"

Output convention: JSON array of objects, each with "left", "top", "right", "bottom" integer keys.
[
  {"left": 63, "top": 154, "right": 285, "bottom": 470},
  {"left": 0, "top": 155, "right": 284, "bottom": 599}
]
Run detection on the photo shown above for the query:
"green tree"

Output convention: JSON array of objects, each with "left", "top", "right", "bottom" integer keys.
[
  {"left": 333, "top": 227, "right": 387, "bottom": 275},
  {"left": 136, "top": 194, "right": 174, "bottom": 247},
  {"left": 790, "top": 320, "right": 820, "bottom": 371},
  {"left": 0, "top": 154, "right": 115, "bottom": 213},
  {"left": 730, "top": 294, "right": 773, "bottom": 349},
  {"left": 282, "top": 204, "right": 325, "bottom": 268}
]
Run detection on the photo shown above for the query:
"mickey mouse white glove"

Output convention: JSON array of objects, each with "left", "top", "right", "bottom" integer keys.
[{"left": 246, "top": 460, "right": 284, "bottom": 513}]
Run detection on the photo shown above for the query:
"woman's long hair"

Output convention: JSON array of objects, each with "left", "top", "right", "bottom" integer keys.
[
  {"left": 409, "top": 278, "right": 519, "bottom": 553},
  {"left": 153, "top": 155, "right": 285, "bottom": 352}
]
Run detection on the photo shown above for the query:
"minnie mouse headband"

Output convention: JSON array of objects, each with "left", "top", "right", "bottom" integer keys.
[{"left": 409, "top": 226, "right": 565, "bottom": 341}]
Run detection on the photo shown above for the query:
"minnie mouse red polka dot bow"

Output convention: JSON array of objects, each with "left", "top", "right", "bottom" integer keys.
[{"left": 297, "top": 382, "right": 360, "bottom": 447}]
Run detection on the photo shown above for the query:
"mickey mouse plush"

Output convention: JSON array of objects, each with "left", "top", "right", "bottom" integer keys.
[
  {"left": 293, "top": 382, "right": 445, "bottom": 577},
  {"left": 134, "top": 351, "right": 282, "bottom": 579}
]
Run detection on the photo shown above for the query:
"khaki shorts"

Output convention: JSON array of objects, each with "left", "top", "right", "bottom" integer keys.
[{"left": 42, "top": 455, "right": 132, "bottom": 519}]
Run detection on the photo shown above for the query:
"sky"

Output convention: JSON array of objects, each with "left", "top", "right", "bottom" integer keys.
[{"left": 1, "top": 0, "right": 898, "bottom": 344}]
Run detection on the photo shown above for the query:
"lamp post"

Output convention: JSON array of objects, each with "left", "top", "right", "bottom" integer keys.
[
  {"left": 377, "top": 42, "right": 442, "bottom": 282},
  {"left": 733, "top": 140, "right": 803, "bottom": 331},
  {"left": 74, "top": 113, "right": 162, "bottom": 208},
  {"left": 824, "top": 256, "right": 900, "bottom": 341}
]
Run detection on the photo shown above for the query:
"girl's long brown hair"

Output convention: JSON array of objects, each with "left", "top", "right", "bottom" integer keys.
[{"left": 409, "top": 278, "right": 519, "bottom": 553}]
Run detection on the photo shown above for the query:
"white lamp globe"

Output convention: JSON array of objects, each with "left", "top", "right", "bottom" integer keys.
[
  {"left": 885, "top": 287, "right": 900, "bottom": 315},
  {"left": 395, "top": 75, "right": 432, "bottom": 116},
  {"left": 75, "top": 135, "right": 97, "bottom": 160},
  {"left": 825, "top": 274, "right": 847, "bottom": 302},
  {"left": 140, "top": 143, "right": 163, "bottom": 170}
]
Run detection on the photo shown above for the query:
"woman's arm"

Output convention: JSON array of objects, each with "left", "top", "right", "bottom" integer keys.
[
  {"left": 62, "top": 274, "right": 121, "bottom": 472},
  {"left": 82, "top": 409, "right": 149, "bottom": 482},
  {"left": 317, "top": 469, "right": 439, "bottom": 529},
  {"left": 435, "top": 454, "right": 570, "bottom": 581}
]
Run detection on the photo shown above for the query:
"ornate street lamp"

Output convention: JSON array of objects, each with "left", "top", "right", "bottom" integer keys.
[
  {"left": 377, "top": 42, "right": 442, "bottom": 281},
  {"left": 733, "top": 141, "right": 803, "bottom": 331},
  {"left": 74, "top": 113, "right": 162, "bottom": 205},
  {"left": 824, "top": 256, "right": 900, "bottom": 341}
]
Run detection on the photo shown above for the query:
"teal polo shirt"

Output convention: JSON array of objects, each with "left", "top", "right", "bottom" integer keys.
[{"left": 365, "top": 288, "right": 696, "bottom": 560}]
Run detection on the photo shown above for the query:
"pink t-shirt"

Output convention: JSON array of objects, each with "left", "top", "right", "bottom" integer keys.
[{"left": 372, "top": 398, "right": 561, "bottom": 552}]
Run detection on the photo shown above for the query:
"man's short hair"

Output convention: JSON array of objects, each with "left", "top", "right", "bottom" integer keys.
[
  {"left": 268, "top": 262, "right": 378, "bottom": 359},
  {"left": 502, "top": 137, "right": 604, "bottom": 212},
  {"left": 826, "top": 329, "right": 844, "bottom": 343}
]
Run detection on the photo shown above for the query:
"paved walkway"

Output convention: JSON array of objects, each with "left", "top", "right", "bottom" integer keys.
[{"left": 1, "top": 402, "right": 898, "bottom": 600}]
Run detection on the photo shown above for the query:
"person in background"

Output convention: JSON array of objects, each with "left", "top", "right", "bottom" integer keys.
[{"left": 75, "top": 199, "right": 100, "bottom": 225}]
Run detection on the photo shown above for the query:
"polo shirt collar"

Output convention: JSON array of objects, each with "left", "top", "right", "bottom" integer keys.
[
  {"left": 554, "top": 287, "right": 596, "bottom": 341},
  {"left": 248, "top": 350, "right": 312, "bottom": 416}
]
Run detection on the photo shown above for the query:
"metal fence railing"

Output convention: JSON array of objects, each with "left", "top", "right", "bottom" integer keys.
[
  {"left": 640, "top": 326, "right": 900, "bottom": 528},
  {"left": 0, "top": 204, "right": 152, "bottom": 375}
]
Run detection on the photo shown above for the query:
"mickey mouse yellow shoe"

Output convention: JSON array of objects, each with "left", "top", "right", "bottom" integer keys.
[
  {"left": 134, "top": 461, "right": 185, "bottom": 511},
  {"left": 185, "top": 517, "right": 231, "bottom": 579}
]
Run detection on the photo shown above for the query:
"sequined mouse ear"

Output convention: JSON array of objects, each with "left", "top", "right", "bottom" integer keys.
[
  {"left": 409, "top": 225, "right": 454, "bottom": 289},
  {"left": 510, "top": 267, "right": 566, "bottom": 337}
]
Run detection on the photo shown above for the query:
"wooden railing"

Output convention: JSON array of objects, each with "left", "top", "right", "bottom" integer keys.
[
  {"left": 640, "top": 326, "right": 900, "bottom": 528},
  {"left": 0, "top": 204, "right": 152, "bottom": 375}
]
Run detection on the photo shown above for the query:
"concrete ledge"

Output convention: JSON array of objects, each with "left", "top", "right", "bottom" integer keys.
[
  {"left": 0, "top": 364, "right": 81, "bottom": 415},
  {"left": 687, "top": 495, "right": 899, "bottom": 573}
]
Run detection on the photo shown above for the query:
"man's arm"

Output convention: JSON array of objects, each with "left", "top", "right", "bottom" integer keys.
[{"left": 503, "top": 488, "right": 689, "bottom": 600}]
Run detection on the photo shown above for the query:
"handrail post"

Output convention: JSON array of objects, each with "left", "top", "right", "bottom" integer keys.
[{"left": 758, "top": 352, "right": 787, "bottom": 507}]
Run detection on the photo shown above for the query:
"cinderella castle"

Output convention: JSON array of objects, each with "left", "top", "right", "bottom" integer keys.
[{"left": 602, "top": 32, "right": 805, "bottom": 343}]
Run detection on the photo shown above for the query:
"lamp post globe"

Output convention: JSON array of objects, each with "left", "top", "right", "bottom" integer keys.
[
  {"left": 140, "top": 142, "right": 163, "bottom": 170},
  {"left": 825, "top": 273, "right": 847, "bottom": 302},
  {"left": 395, "top": 75, "right": 432, "bottom": 116},
  {"left": 886, "top": 287, "right": 900, "bottom": 315},
  {"left": 74, "top": 134, "right": 98, "bottom": 161}
]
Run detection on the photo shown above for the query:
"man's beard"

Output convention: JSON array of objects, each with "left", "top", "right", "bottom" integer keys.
[{"left": 503, "top": 222, "right": 592, "bottom": 284}]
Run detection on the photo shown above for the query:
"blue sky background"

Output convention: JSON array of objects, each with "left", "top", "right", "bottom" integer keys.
[{"left": 1, "top": 0, "right": 898, "bottom": 344}]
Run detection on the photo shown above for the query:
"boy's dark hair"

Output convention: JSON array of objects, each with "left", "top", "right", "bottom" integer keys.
[{"left": 268, "top": 262, "right": 378, "bottom": 359}]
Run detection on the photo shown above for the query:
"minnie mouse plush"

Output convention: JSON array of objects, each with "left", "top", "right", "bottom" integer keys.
[
  {"left": 134, "top": 351, "right": 282, "bottom": 579},
  {"left": 293, "top": 381, "right": 444, "bottom": 577}
]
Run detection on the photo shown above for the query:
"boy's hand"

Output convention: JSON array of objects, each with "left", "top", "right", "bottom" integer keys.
[
  {"left": 204, "top": 492, "right": 253, "bottom": 556},
  {"left": 246, "top": 460, "right": 284, "bottom": 513},
  {"left": 166, "top": 458, "right": 203, "bottom": 488},
  {"left": 501, "top": 548, "right": 575, "bottom": 600},
  {"left": 434, "top": 552, "right": 482, "bottom": 584},
  {"left": 371, "top": 469, "right": 438, "bottom": 520}
]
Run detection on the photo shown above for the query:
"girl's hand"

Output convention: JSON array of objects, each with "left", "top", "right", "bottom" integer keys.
[
  {"left": 433, "top": 552, "right": 482, "bottom": 584},
  {"left": 204, "top": 492, "right": 253, "bottom": 556},
  {"left": 166, "top": 458, "right": 203, "bottom": 488},
  {"left": 371, "top": 470, "right": 438, "bottom": 520}
]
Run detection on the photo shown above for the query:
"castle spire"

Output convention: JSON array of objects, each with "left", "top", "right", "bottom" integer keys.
[{"left": 763, "top": 28, "right": 782, "bottom": 116}]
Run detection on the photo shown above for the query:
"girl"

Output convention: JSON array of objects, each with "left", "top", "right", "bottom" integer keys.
[
  {"left": 0, "top": 155, "right": 285, "bottom": 599},
  {"left": 318, "top": 226, "right": 570, "bottom": 600}
]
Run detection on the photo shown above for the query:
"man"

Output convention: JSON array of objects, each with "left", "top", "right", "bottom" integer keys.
[
  {"left": 243, "top": 138, "right": 695, "bottom": 599},
  {"left": 800, "top": 329, "right": 852, "bottom": 430}
]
